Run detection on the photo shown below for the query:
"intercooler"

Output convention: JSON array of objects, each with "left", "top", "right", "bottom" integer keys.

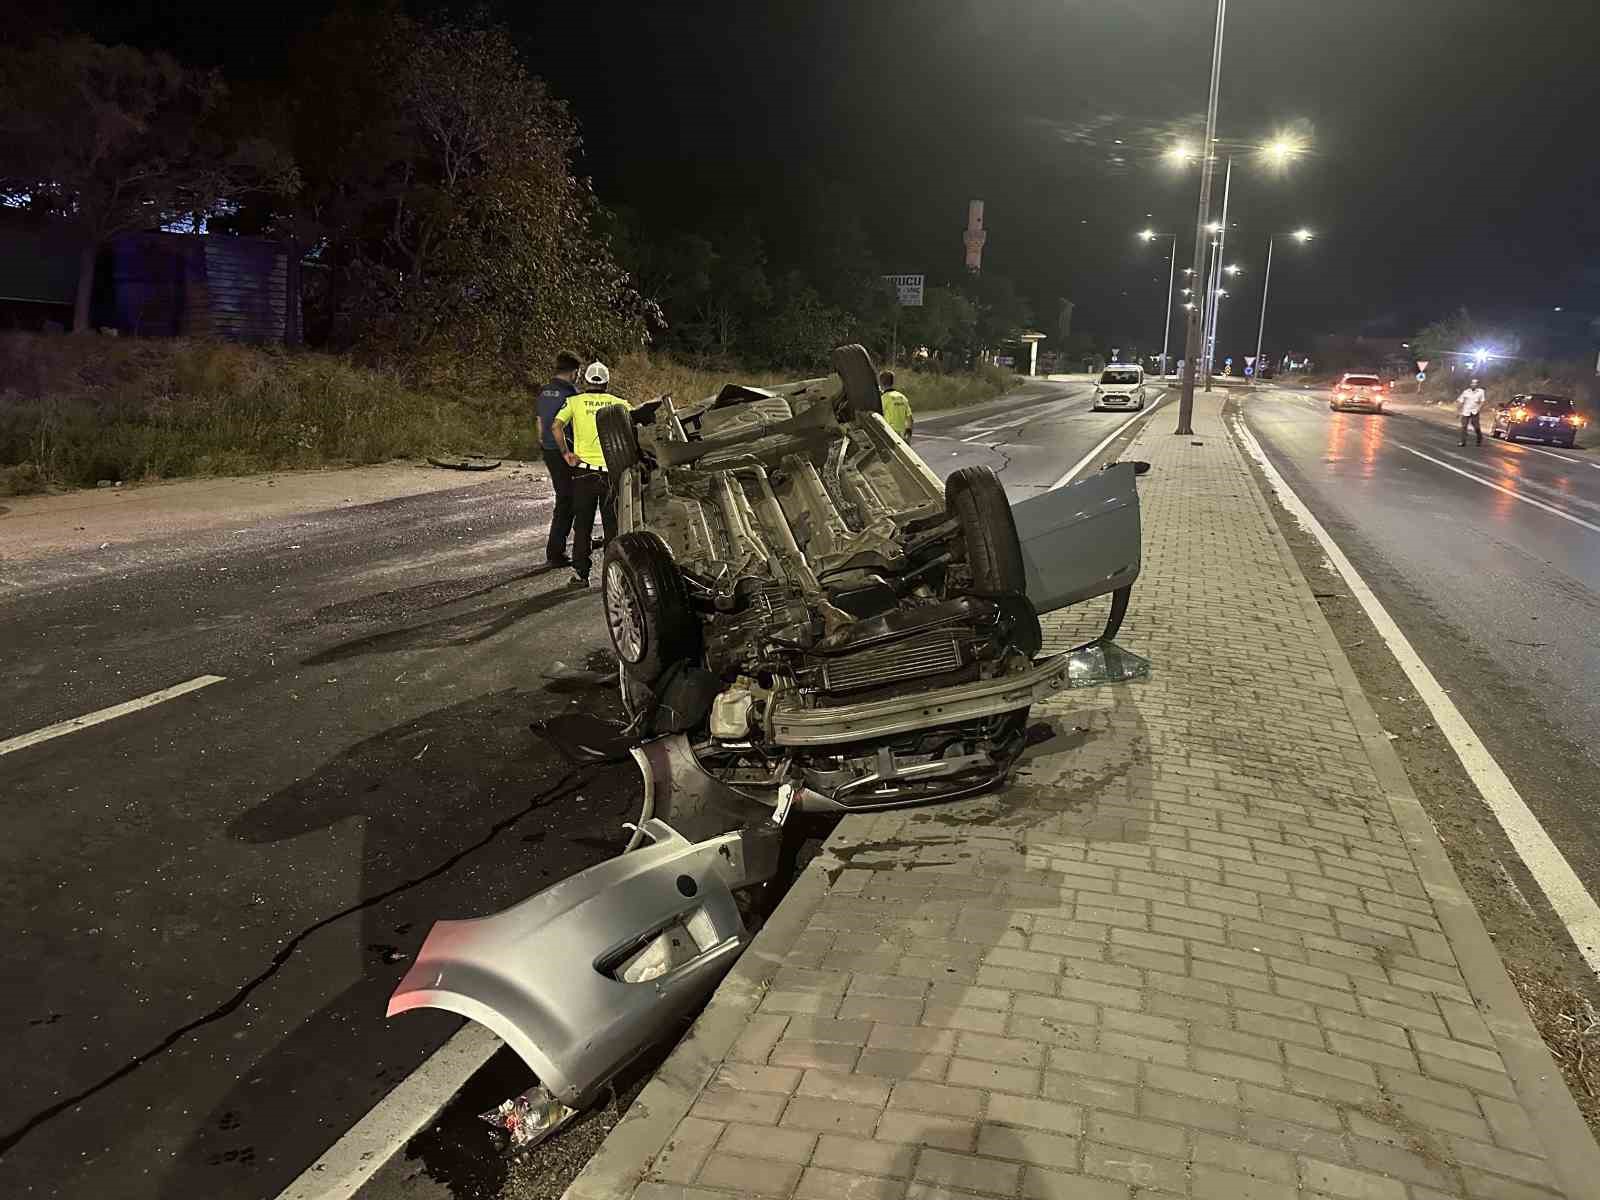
[{"left": 818, "top": 629, "right": 965, "bottom": 694}]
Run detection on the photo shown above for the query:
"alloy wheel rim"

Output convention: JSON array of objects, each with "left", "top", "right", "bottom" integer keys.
[{"left": 604, "top": 562, "right": 646, "bottom": 663}]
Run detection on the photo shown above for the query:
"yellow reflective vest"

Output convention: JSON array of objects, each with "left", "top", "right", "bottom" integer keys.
[
  {"left": 881, "top": 389, "right": 913, "bottom": 436},
  {"left": 554, "top": 391, "right": 631, "bottom": 468}
]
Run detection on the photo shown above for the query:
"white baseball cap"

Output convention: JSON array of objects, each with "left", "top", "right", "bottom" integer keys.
[{"left": 582, "top": 361, "right": 610, "bottom": 387}]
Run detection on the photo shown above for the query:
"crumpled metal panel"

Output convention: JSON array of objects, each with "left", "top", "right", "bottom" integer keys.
[{"left": 387, "top": 819, "right": 781, "bottom": 1107}]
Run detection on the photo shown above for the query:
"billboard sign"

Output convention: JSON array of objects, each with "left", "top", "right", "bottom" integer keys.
[{"left": 882, "top": 274, "right": 925, "bottom": 306}]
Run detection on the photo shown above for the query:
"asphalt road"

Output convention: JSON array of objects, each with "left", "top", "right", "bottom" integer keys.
[
  {"left": 915, "top": 375, "right": 1165, "bottom": 501},
  {"left": 0, "top": 476, "right": 644, "bottom": 1200},
  {"left": 0, "top": 378, "right": 1152, "bottom": 1200},
  {"left": 1241, "top": 385, "right": 1600, "bottom": 922}
]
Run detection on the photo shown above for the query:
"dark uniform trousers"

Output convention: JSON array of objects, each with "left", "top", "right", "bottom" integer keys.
[
  {"left": 570, "top": 467, "right": 617, "bottom": 578},
  {"left": 542, "top": 447, "right": 575, "bottom": 562}
]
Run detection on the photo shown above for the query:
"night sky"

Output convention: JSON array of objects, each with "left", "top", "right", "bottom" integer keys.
[{"left": 50, "top": 0, "right": 1600, "bottom": 354}]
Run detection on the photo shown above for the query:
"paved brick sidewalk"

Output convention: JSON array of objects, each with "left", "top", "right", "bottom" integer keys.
[{"left": 567, "top": 395, "right": 1599, "bottom": 1200}]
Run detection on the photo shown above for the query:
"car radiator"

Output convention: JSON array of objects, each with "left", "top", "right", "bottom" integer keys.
[{"left": 819, "top": 629, "right": 965, "bottom": 694}]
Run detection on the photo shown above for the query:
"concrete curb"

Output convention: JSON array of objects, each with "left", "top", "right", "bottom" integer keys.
[
  {"left": 562, "top": 821, "right": 862, "bottom": 1200},
  {"left": 1222, "top": 398, "right": 1600, "bottom": 1196}
]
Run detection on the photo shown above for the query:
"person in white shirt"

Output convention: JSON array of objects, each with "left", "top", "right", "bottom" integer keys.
[{"left": 1457, "top": 378, "right": 1487, "bottom": 447}]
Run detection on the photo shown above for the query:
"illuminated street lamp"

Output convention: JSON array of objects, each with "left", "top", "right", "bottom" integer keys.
[
  {"left": 1138, "top": 228, "right": 1180, "bottom": 376},
  {"left": 1262, "top": 134, "right": 1308, "bottom": 168},
  {"left": 1171, "top": 127, "right": 1312, "bottom": 400},
  {"left": 1251, "top": 229, "right": 1316, "bottom": 387},
  {"left": 1224, "top": 264, "right": 1242, "bottom": 276}
]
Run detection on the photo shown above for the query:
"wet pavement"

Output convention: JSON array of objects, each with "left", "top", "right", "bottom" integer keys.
[{"left": 1241, "top": 387, "right": 1600, "bottom": 904}]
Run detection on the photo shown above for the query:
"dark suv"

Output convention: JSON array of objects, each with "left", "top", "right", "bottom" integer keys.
[{"left": 1490, "top": 394, "right": 1585, "bottom": 447}]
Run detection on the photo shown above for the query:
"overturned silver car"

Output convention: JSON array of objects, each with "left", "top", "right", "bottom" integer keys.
[
  {"left": 389, "top": 346, "right": 1149, "bottom": 1112},
  {"left": 592, "top": 343, "right": 1147, "bottom": 815}
]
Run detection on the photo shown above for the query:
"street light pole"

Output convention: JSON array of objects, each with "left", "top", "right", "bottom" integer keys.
[
  {"left": 1203, "top": 156, "right": 1232, "bottom": 392},
  {"left": 1252, "top": 235, "right": 1275, "bottom": 388},
  {"left": 1160, "top": 233, "right": 1177, "bottom": 377},
  {"left": 1142, "top": 230, "right": 1180, "bottom": 377},
  {"left": 1177, "top": 0, "right": 1227, "bottom": 435}
]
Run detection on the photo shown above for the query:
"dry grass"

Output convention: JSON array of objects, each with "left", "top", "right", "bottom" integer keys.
[
  {"left": 0, "top": 334, "right": 1018, "bottom": 495},
  {"left": 903, "top": 363, "right": 1020, "bottom": 412}
]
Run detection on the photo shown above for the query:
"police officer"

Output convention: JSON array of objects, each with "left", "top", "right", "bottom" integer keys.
[
  {"left": 534, "top": 350, "right": 581, "bottom": 568},
  {"left": 879, "top": 370, "right": 913, "bottom": 438},
  {"left": 552, "top": 361, "right": 631, "bottom": 587}
]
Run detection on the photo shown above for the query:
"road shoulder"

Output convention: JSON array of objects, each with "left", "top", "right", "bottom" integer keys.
[{"left": 0, "top": 459, "right": 543, "bottom": 563}]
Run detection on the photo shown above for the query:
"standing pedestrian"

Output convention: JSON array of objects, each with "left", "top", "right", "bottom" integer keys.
[
  {"left": 535, "top": 351, "right": 581, "bottom": 568},
  {"left": 879, "top": 370, "right": 914, "bottom": 438},
  {"left": 1457, "top": 376, "right": 1487, "bottom": 447},
  {"left": 552, "top": 361, "right": 631, "bottom": 588}
]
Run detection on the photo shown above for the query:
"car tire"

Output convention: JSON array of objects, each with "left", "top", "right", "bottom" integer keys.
[
  {"left": 831, "top": 343, "right": 883, "bottom": 417},
  {"left": 596, "top": 404, "right": 641, "bottom": 474},
  {"left": 947, "top": 466, "right": 1027, "bottom": 596},
  {"left": 602, "top": 531, "right": 700, "bottom": 682}
]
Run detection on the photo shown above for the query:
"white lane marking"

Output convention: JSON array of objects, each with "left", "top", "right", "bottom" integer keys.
[
  {"left": 1049, "top": 392, "right": 1168, "bottom": 489},
  {"left": 1512, "top": 442, "right": 1583, "bottom": 464},
  {"left": 274, "top": 1024, "right": 501, "bottom": 1200},
  {"left": 1234, "top": 415, "right": 1600, "bottom": 978},
  {"left": 1396, "top": 445, "right": 1600, "bottom": 535},
  {"left": 0, "top": 674, "right": 227, "bottom": 757}
]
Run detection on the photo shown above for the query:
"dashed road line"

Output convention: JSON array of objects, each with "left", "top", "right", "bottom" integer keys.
[
  {"left": 1397, "top": 444, "right": 1600, "bottom": 534},
  {"left": 1234, "top": 415, "right": 1600, "bottom": 978},
  {"left": 0, "top": 674, "right": 226, "bottom": 757}
]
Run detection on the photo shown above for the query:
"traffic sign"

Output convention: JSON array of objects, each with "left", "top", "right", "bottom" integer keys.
[
  {"left": 882, "top": 274, "right": 925, "bottom": 306},
  {"left": 1415, "top": 359, "right": 1430, "bottom": 372},
  {"left": 1416, "top": 371, "right": 1427, "bottom": 382},
  {"left": 1245, "top": 366, "right": 1255, "bottom": 377}
]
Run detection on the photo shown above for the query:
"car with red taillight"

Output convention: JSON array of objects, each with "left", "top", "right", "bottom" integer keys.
[
  {"left": 1329, "top": 372, "right": 1389, "bottom": 412},
  {"left": 1491, "top": 393, "right": 1584, "bottom": 447}
]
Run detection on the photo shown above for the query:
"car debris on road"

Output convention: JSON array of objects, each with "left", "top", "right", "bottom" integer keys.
[{"left": 389, "top": 344, "right": 1153, "bottom": 1122}]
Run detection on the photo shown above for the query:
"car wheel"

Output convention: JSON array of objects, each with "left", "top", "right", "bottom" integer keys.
[
  {"left": 596, "top": 404, "right": 641, "bottom": 474},
  {"left": 831, "top": 343, "right": 883, "bottom": 417},
  {"left": 601, "top": 531, "right": 700, "bottom": 682},
  {"left": 946, "top": 466, "right": 1026, "bottom": 596}
]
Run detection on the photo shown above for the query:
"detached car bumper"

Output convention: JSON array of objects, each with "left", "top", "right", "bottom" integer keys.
[{"left": 387, "top": 819, "right": 782, "bottom": 1107}]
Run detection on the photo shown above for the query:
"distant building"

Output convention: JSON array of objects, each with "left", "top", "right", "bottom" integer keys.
[
  {"left": 0, "top": 214, "right": 301, "bottom": 343},
  {"left": 963, "top": 200, "right": 987, "bottom": 273}
]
